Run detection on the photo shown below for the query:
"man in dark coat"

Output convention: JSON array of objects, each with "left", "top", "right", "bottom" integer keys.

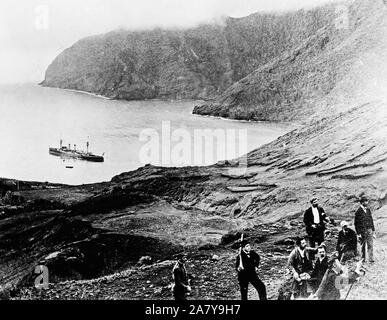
[
  {"left": 172, "top": 253, "right": 191, "bottom": 300},
  {"left": 354, "top": 196, "right": 375, "bottom": 262},
  {"left": 304, "top": 198, "right": 331, "bottom": 250},
  {"left": 288, "top": 237, "right": 314, "bottom": 298},
  {"left": 337, "top": 221, "right": 358, "bottom": 262},
  {"left": 235, "top": 239, "right": 267, "bottom": 300},
  {"left": 310, "top": 245, "right": 329, "bottom": 292}
]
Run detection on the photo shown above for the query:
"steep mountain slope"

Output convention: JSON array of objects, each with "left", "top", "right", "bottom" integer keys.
[
  {"left": 194, "top": 0, "right": 387, "bottom": 121},
  {"left": 42, "top": 4, "right": 336, "bottom": 100}
]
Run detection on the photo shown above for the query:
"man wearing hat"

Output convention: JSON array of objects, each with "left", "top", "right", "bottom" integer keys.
[
  {"left": 336, "top": 221, "right": 358, "bottom": 262},
  {"left": 354, "top": 196, "right": 375, "bottom": 263},
  {"left": 235, "top": 239, "right": 267, "bottom": 300},
  {"left": 172, "top": 253, "right": 191, "bottom": 300}
]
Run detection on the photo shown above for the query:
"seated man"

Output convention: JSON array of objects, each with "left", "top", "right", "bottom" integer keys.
[
  {"left": 337, "top": 221, "right": 358, "bottom": 262},
  {"left": 310, "top": 244, "right": 329, "bottom": 293},
  {"left": 288, "top": 237, "right": 315, "bottom": 299},
  {"left": 314, "top": 253, "right": 365, "bottom": 300}
]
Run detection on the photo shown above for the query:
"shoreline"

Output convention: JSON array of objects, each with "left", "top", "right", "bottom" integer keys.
[
  {"left": 191, "top": 112, "right": 300, "bottom": 129},
  {"left": 54, "top": 86, "right": 299, "bottom": 129},
  {"left": 48, "top": 86, "right": 113, "bottom": 101},
  {"left": 40, "top": 83, "right": 299, "bottom": 128},
  {"left": 64, "top": 88, "right": 112, "bottom": 100},
  {"left": 41, "top": 83, "right": 208, "bottom": 104},
  {"left": 0, "top": 176, "right": 112, "bottom": 188}
]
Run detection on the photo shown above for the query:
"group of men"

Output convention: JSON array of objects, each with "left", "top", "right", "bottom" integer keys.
[
  {"left": 289, "top": 196, "right": 375, "bottom": 299},
  {"left": 303, "top": 197, "right": 375, "bottom": 262},
  {"left": 171, "top": 196, "right": 375, "bottom": 300}
]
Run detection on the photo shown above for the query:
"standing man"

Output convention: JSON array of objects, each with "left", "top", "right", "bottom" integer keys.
[
  {"left": 235, "top": 239, "right": 267, "bottom": 300},
  {"left": 336, "top": 221, "right": 358, "bottom": 262},
  {"left": 172, "top": 253, "right": 191, "bottom": 300},
  {"left": 304, "top": 198, "right": 331, "bottom": 250},
  {"left": 354, "top": 196, "right": 375, "bottom": 263},
  {"left": 288, "top": 237, "right": 314, "bottom": 299}
]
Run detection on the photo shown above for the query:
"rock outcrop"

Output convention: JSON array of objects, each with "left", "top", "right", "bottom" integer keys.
[
  {"left": 42, "top": 3, "right": 336, "bottom": 101},
  {"left": 42, "top": 1, "right": 387, "bottom": 124},
  {"left": 194, "top": 0, "right": 387, "bottom": 122}
]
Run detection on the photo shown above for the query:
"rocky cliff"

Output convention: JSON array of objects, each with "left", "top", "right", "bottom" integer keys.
[
  {"left": 194, "top": 0, "right": 387, "bottom": 121},
  {"left": 42, "top": 3, "right": 335, "bottom": 101}
]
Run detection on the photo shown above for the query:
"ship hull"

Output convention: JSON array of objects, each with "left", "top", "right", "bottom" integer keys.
[
  {"left": 49, "top": 148, "right": 104, "bottom": 162},
  {"left": 80, "top": 154, "right": 104, "bottom": 162}
]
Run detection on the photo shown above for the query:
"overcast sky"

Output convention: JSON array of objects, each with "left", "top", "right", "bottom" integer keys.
[{"left": 0, "top": 0, "right": 340, "bottom": 84}]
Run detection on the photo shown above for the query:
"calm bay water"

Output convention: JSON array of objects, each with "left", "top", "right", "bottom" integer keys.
[{"left": 0, "top": 84, "right": 292, "bottom": 185}]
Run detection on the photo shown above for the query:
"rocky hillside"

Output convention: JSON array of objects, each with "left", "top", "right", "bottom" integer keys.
[
  {"left": 2, "top": 97, "right": 387, "bottom": 299},
  {"left": 42, "top": 3, "right": 336, "bottom": 100},
  {"left": 194, "top": 0, "right": 387, "bottom": 121}
]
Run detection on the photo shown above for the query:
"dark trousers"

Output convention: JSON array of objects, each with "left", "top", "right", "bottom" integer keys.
[
  {"left": 308, "top": 226, "right": 325, "bottom": 248},
  {"left": 308, "top": 226, "right": 324, "bottom": 260},
  {"left": 360, "top": 228, "right": 374, "bottom": 262},
  {"left": 292, "top": 280, "right": 309, "bottom": 299},
  {"left": 238, "top": 273, "right": 267, "bottom": 300},
  {"left": 173, "top": 289, "right": 187, "bottom": 301},
  {"left": 338, "top": 249, "right": 357, "bottom": 263}
]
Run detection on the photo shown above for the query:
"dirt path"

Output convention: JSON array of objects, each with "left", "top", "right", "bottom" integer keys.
[{"left": 13, "top": 244, "right": 290, "bottom": 300}]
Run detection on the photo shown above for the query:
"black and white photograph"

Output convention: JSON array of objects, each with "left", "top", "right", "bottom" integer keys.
[{"left": 1, "top": 0, "right": 387, "bottom": 306}]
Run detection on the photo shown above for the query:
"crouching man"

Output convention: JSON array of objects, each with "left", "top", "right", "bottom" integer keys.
[
  {"left": 337, "top": 221, "right": 358, "bottom": 263},
  {"left": 288, "top": 237, "right": 315, "bottom": 299},
  {"left": 310, "top": 244, "right": 329, "bottom": 293},
  {"left": 313, "top": 253, "right": 365, "bottom": 300}
]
